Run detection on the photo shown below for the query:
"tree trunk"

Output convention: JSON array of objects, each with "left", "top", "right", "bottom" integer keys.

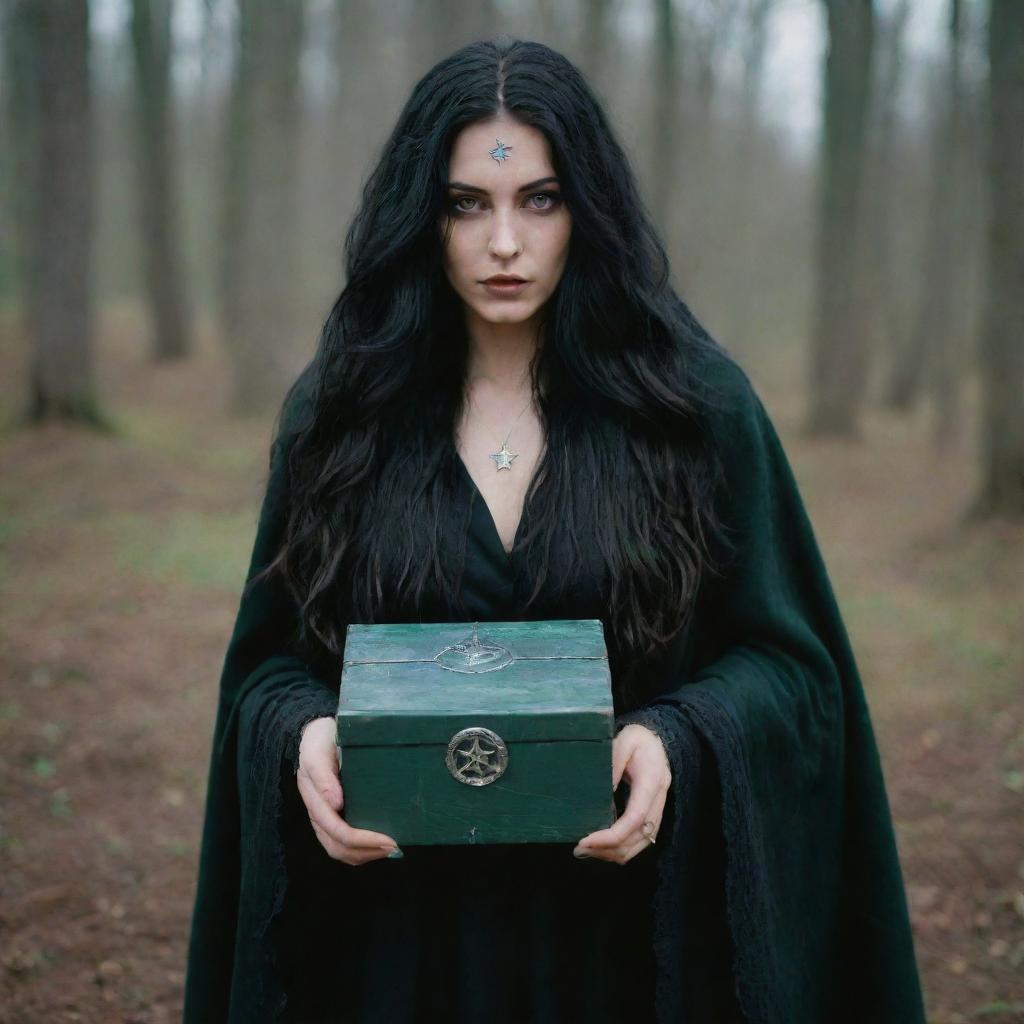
[
  {"left": 3, "top": 0, "right": 38, "bottom": 306},
  {"left": 972, "top": 0, "right": 1024, "bottom": 517},
  {"left": 17, "top": 0, "right": 102, "bottom": 425},
  {"left": 886, "top": 0, "right": 965, "bottom": 451},
  {"left": 861, "top": 0, "right": 910, "bottom": 407},
  {"left": 806, "top": 0, "right": 875, "bottom": 438},
  {"left": 220, "top": 0, "right": 306, "bottom": 414},
  {"left": 651, "top": 0, "right": 683, "bottom": 277},
  {"left": 580, "top": 0, "right": 614, "bottom": 84},
  {"left": 929, "top": 0, "right": 967, "bottom": 451},
  {"left": 729, "top": 0, "right": 774, "bottom": 350},
  {"left": 738, "top": 0, "right": 773, "bottom": 139},
  {"left": 129, "top": 0, "right": 193, "bottom": 361}
]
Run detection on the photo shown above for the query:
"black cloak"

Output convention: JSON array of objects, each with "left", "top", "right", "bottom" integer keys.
[{"left": 183, "top": 344, "right": 926, "bottom": 1022}]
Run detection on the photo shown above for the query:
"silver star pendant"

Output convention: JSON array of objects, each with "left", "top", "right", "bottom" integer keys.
[{"left": 489, "top": 442, "right": 518, "bottom": 471}]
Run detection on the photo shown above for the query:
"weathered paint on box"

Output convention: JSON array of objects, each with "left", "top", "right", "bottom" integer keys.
[{"left": 337, "top": 619, "right": 617, "bottom": 845}]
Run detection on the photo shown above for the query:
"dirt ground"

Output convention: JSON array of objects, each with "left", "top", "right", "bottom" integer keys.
[{"left": 1, "top": 314, "right": 1021, "bottom": 1023}]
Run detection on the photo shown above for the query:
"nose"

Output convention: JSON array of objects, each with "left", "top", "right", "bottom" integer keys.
[{"left": 487, "top": 207, "right": 522, "bottom": 259}]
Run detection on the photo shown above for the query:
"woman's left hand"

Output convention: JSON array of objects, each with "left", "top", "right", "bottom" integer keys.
[{"left": 572, "top": 723, "right": 671, "bottom": 864}]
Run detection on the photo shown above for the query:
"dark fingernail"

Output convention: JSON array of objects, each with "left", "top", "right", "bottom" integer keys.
[{"left": 386, "top": 847, "right": 404, "bottom": 859}]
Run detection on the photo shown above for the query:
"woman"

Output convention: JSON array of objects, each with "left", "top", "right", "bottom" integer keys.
[{"left": 184, "top": 37, "right": 926, "bottom": 1024}]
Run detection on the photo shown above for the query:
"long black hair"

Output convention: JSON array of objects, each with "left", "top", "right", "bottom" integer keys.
[{"left": 260, "top": 36, "right": 734, "bottom": 706}]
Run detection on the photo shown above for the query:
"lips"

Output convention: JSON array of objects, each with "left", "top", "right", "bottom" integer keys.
[{"left": 482, "top": 275, "right": 527, "bottom": 284}]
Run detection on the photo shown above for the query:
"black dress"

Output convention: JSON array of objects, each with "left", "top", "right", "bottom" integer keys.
[{"left": 272, "top": 456, "right": 729, "bottom": 1023}]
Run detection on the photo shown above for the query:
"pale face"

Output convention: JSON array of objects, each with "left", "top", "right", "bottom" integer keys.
[{"left": 440, "top": 116, "right": 572, "bottom": 333}]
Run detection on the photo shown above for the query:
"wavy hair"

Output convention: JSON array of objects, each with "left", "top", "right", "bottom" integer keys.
[{"left": 258, "top": 36, "right": 734, "bottom": 706}]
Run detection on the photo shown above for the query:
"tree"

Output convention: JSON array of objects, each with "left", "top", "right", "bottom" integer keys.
[
  {"left": 727, "top": 0, "right": 776, "bottom": 349},
  {"left": 580, "top": 0, "right": 615, "bottom": 86},
  {"left": 806, "top": 0, "right": 876, "bottom": 438},
  {"left": 5, "top": 0, "right": 102, "bottom": 424},
  {"left": 650, "top": 0, "right": 683, "bottom": 239},
  {"left": 972, "top": 0, "right": 1024, "bottom": 517},
  {"left": 220, "top": 0, "right": 305, "bottom": 413},
  {"left": 886, "top": 0, "right": 967, "bottom": 452},
  {"left": 129, "top": 0, "right": 193, "bottom": 361},
  {"left": 859, "top": 0, "right": 911, "bottom": 409}
]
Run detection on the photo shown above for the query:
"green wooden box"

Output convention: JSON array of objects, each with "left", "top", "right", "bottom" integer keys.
[{"left": 336, "top": 619, "right": 616, "bottom": 845}]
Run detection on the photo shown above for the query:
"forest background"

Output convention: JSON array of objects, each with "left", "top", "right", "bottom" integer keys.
[{"left": 0, "top": 0, "right": 1022, "bottom": 1021}]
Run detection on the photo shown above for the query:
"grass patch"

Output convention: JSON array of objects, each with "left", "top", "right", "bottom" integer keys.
[
  {"left": 118, "top": 407, "right": 265, "bottom": 477},
  {"left": 111, "top": 509, "right": 255, "bottom": 592}
]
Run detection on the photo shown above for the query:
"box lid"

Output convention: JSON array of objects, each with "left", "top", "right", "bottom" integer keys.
[{"left": 338, "top": 619, "right": 613, "bottom": 745}]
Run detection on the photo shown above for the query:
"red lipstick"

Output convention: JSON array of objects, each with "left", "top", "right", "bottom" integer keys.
[{"left": 482, "top": 274, "right": 529, "bottom": 296}]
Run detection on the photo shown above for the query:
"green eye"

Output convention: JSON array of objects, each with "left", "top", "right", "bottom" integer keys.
[
  {"left": 448, "top": 192, "right": 562, "bottom": 215},
  {"left": 528, "top": 192, "right": 562, "bottom": 211}
]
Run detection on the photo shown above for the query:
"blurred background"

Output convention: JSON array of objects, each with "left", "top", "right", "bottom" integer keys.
[{"left": 0, "top": 0, "right": 1021, "bottom": 1020}]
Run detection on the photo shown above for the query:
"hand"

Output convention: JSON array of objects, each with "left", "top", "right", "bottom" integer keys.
[
  {"left": 295, "top": 716, "right": 400, "bottom": 865},
  {"left": 572, "top": 723, "right": 671, "bottom": 865}
]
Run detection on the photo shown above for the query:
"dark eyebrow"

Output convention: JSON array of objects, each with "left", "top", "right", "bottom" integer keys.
[{"left": 446, "top": 176, "right": 561, "bottom": 194}]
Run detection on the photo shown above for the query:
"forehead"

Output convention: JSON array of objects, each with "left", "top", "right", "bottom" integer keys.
[{"left": 447, "top": 118, "right": 555, "bottom": 190}]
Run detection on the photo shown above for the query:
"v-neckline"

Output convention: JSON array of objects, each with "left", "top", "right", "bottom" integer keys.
[{"left": 455, "top": 451, "right": 533, "bottom": 560}]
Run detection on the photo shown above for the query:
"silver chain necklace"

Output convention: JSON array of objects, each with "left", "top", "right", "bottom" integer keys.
[{"left": 488, "top": 398, "right": 533, "bottom": 472}]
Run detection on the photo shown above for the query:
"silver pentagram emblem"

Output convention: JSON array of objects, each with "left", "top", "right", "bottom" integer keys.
[
  {"left": 434, "top": 624, "right": 513, "bottom": 674},
  {"left": 445, "top": 727, "right": 508, "bottom": 786}
]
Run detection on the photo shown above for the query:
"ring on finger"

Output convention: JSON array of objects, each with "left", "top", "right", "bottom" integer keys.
[{"left": 641, "top": 819, "right": 657, "bottom": 845}]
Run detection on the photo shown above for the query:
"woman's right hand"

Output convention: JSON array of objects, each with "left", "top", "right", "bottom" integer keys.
[{"left": 296, "top": 716, "right": 400, "bottom": 865}]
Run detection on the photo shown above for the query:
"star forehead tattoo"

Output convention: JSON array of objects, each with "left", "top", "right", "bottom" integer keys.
[{"left": 488, "top": 138, "right": 513, "bottom": 163}]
